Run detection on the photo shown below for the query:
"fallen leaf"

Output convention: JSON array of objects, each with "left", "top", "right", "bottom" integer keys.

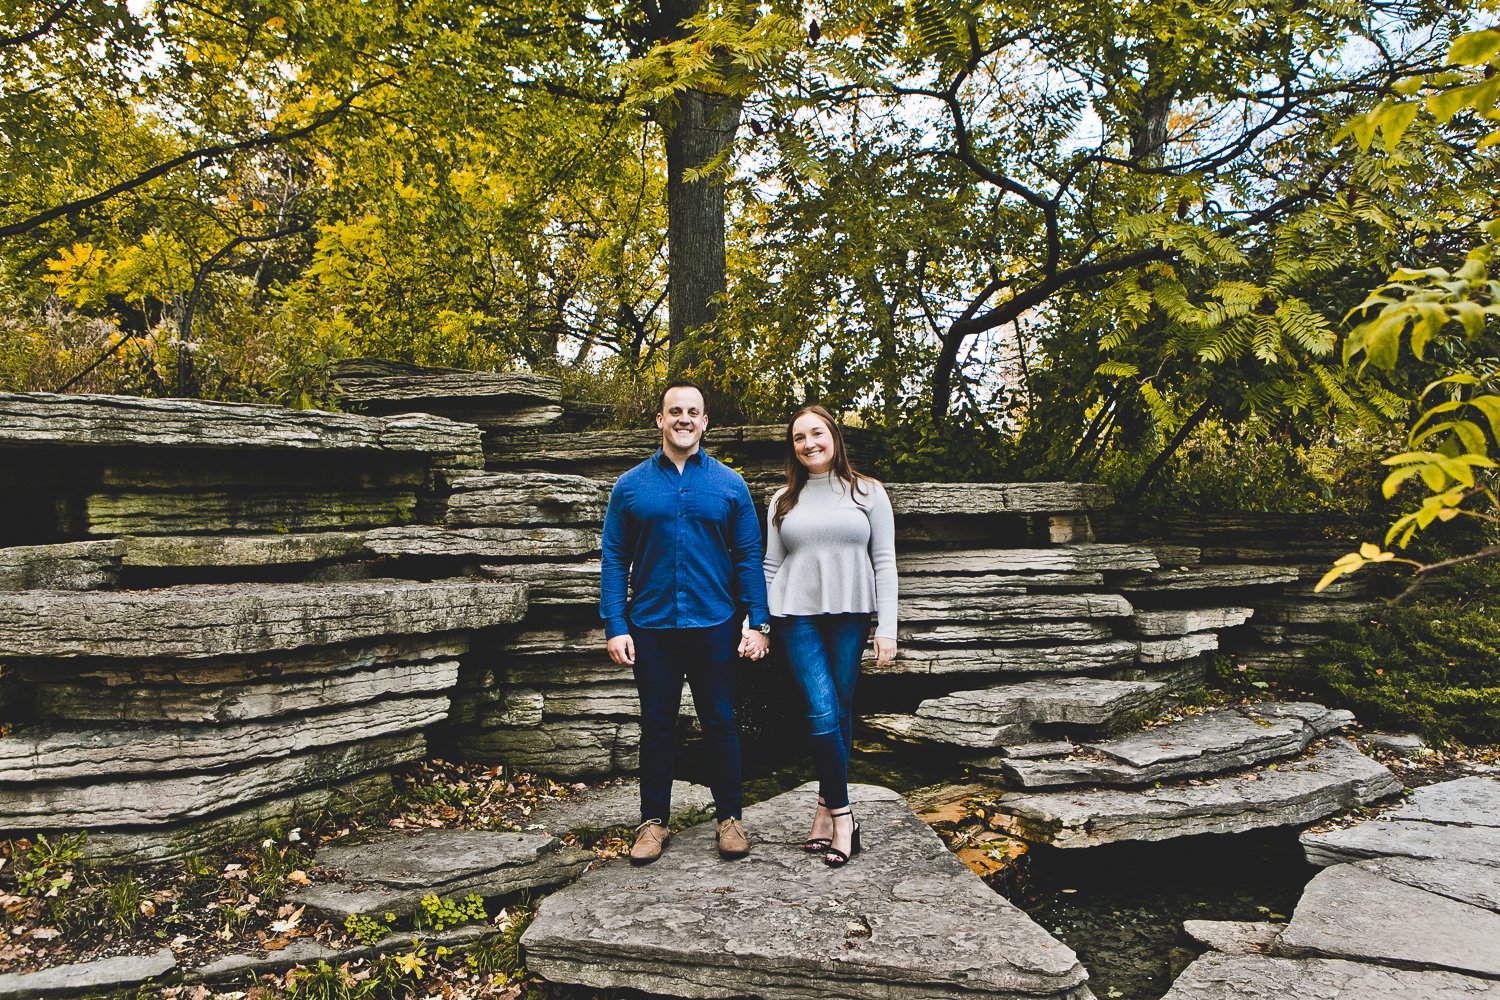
[
  {"left": 269, "top": 904, "right": 304, "bottom": 934},
  {"left": 286, "top": 870, "right": 311, "bottom": 885}
]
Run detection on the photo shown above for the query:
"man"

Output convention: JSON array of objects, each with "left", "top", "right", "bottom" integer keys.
[{"left": 600, "top": 379, "right": 771, "bottom": 864}]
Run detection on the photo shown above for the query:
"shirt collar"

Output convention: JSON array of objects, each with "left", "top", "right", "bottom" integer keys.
[{"left": 655, "top": 447, "right": 707, "bottom": 467}]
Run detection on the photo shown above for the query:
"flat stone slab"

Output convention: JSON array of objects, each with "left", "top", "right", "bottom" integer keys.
[
  {"left": 899, "top": 592, "right": 1132, "bottom": 621},
  {"left": 865, "top": 639, "right": 1139, "bottom": 676},
  {"left": 1274, "top": 863, "right": 1500, "bottom": 977},
  {"left": 1353, "top": 856, "right": 1500, "bottom": 913},
  {"left": 1132, "top": 608, "right": 1254, "bottom": 636},
  {"left": 331, "top": 359, "right": 562, "bottom": 405},
  {"left": 0, "top": 946, "right": 175, "bottom": 1000},
  {"left": 883, "top": 482, "right": 1115, "bottom": 515},
  {"left": 990, "top": 738, "right": 1400, "bottom": 848},
  {"left": 1121, "top": 564, "right": 1302, "bottom": 591},
  {"left": 1161, "top": 952, "right": 1500, "bottom": 1000},
  {"left": 1181, "top": 920, "right": 1282, "bottom": 955},
  {"left": 122, "top": 532, "right": 366, "bottom": 568},
  {"left": 900, "top": 543, "right": 1159, "bottom": 575},
  {"left": 528, "top": 779, "right": 715, "bottom": 833},
  {"left": 1000, "top": 703, "right": 1353, "bottom": 788},
  {"left": 867, "top": 678, "right": 1166, "bottom": 750},
  {"left": 364, "top": 525, "right": 599, "bottom": 559},
  {"left": 0, "top": 391, "right": 479, "bottom": 460},
  {"left": 0, "top": 579, "right": 525, "bottom": 658},
  {"left": 292, "top": 828, "right": 592, "bottom": 920},
  {"left": 521, "top": 783, "right": 1091, "bottom": 999},
  {"left": 443, "top": 472, "right": 608, "bottom": 527},
  {"left": 1301, "top": 774, "right": 1500, "bottom": 867}
]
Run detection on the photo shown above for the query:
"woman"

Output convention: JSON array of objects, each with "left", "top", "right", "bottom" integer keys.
[{"left": 764, "top": 405, "right": 897, "bottom": 867}]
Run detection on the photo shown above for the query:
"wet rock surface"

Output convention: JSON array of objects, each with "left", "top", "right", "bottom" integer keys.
[
  {"left": 522, "top": 783, "right": 1091, "bottom": 999},
  {"left": 292, "top": 828, "right": 592, "bottom": 920}
]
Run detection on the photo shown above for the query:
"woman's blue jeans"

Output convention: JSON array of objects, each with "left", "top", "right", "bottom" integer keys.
[{"left": 776, "top": 613, "right": 868, "bottom": 811}]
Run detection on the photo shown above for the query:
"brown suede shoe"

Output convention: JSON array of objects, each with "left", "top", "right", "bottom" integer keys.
[
  {"left": 630, "top": 819, "right": 669, "bottom": 865},
  {"left": 716, "top": 817, "right": 750, "bottom": 859}
]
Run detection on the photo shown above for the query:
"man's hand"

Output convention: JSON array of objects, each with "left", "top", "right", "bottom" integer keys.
[
  {"left": 874, "top": 637, "right": 897, "bottom": 667},
  {"left": 739, "top": 629, "right": 770, "bottom": 661},
  {"left": 607, "top": 634, "right": 636, "bottom": 666}
]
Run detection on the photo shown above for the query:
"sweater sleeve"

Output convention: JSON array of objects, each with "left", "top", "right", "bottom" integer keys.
[
  {"left": 867, "top": 481, "right": 898, "bottom": 639},
  {"left": 763, "top": 487, "right": 786, "bottom": 600}
]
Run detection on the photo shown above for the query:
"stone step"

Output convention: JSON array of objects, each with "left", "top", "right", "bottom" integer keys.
[
  {"left": 0, "top": 579, "right": 525, "bottom": 658},
  {"left": 866, "top": 677, "right": 1168, "bottom": 750},
  {"left": 995, "top": 702, "right": 1354, "bottom": 788},
  {"left": 0, "top": 947, "right": 176, "bottom": 1000},
  {"left": 292, "top": 828, "right": 591, "bottom": 921},
  {"left": 987, "top": 737, "right": 1400, "bottom": 848},
  {"left": 1301, "top": 774, "right": 1500, "bottom": 868},
  {"left": 1272, "top": 861, "right": 1500, "bottom": 978},
  {"left": 520, "top": 783, "right": 1091, "bottom": 1000},
  {"left": 0, "top": 391, "right": 481, "bottom": 463}
]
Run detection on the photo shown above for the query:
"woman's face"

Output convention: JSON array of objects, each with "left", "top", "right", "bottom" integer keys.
[{"left": 791, "top": 412, "right": 837, "bottom": 475}]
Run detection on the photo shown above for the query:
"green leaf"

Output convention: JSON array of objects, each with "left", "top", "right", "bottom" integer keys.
[
  {"left": 1380, "top": 101, "right": 1419, "bottom": 151},
  {"left": 1449, "top": 28, "right": 1500, "bottom": 66}
]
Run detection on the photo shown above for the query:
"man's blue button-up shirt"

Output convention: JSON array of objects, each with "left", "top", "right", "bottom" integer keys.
[{"left": 600, "top": 448, "right": 769, "bottom": 639}]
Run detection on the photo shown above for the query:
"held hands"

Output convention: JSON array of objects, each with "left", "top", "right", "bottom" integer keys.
[
  {"left": 607, "top": 634, "right": 636, "bottom": 666},
  {"left": 874, "top": 637, "right": 897, "bottom": 667},
  {"left": 739, "top": 628, "right": 770, "bottom": 661}
]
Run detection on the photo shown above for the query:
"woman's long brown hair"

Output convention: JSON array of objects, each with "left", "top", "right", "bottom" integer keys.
[{"left": 773, "top": 405, "right": 870, "bottom": 525}]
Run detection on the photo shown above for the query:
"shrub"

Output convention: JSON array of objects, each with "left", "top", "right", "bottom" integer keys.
[{"left": 1292, "top": 559, "right": 1500, "bottom": 745}]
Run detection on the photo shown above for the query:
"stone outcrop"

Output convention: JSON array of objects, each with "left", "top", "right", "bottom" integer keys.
[
  {"left": 363, "top": 525, "right": 599, "bottom": 560},
  {"left": 521, "top": 784, "right": 1092, "bottom": 999},
  {"left": 988, "top": 738, "right": 1400, "bottom": 848}
]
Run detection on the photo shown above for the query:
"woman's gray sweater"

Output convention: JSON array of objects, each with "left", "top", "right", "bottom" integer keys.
[{"left": 763, "top": 471, "right": 898, "bottom": 639}]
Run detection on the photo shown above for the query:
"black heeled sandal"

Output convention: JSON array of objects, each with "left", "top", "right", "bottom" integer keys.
[
  {"left": 802, "top": 796, "right": 832, "bottom": 852},
  {"left": 823, "top": 807, "right": 862, "bottom": 868}
]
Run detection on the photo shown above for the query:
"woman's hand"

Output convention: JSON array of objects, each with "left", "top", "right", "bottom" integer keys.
[{"left": 874, "top": 637, "right": 897, "bottom": 666}]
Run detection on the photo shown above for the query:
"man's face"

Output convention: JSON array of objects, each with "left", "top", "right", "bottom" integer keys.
[{"left": 656, "top": 386, "right": 708, "bottom": 453}]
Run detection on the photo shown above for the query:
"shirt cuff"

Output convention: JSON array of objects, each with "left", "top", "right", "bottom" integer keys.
[{"left": 605, "top": 616, "right": 630, "bottom": 640}]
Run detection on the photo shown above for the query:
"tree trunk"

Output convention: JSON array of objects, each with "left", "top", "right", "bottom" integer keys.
[{"left": 664, "top": 86, "right": 742, "bottom": 380}]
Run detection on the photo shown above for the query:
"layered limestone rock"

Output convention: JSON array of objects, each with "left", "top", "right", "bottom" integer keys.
[
  {"left": 443, "top": 472, "right": 607, "bottom": 526},
  {"left": 292, "top": 828, "right": 592, "bottom": 920},
  {"left": 883, "top": 482, "right": 1114, "bottom": 515},
  {"left": 1301, "top": 775, "right": 1500, "bottom": 867},
  {"left": 330, "top": 358, "right": 563, "bottom": 429},
  {"left": 1161, "top": 952, "right": 1500, "bottom": 1000},
  {"left": 121, "top": 532, "right": 366, "bottom": 569},
  {"left": 0, "top": 579, "right": 526, "bottom": 658},
  {"left": 363, "top": 525, "right": 599, "bottom": 560},
  {"left": 0, "top": 541, "right": 123, "bottom": 591},
  {"left": 997, "top": 703, "right": 1354, "bottom": 788},
  {"left": 866, "top": 677, "right": 1167, "bottom": 750},
  {"left": 521, "top": 784, "right": 1092, "bottom": 1000},
  {"left": 988, "top": 738, "right": 1400, "bottom": 847}
]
